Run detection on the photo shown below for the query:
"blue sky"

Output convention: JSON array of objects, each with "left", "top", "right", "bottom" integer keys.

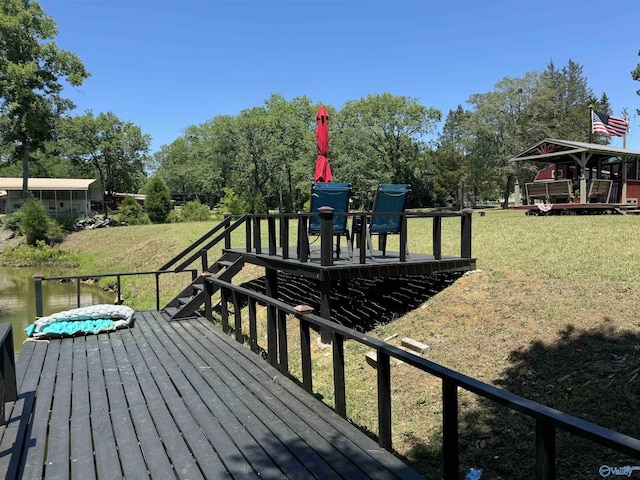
[{"left": 40, "top": 0, "right": 640, "bottom": 154}]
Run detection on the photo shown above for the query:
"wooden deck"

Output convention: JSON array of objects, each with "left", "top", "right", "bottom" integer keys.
[
  {"left": 0, "top": 311, "right": 422, "bottom": 479},
  {"left": 226, "top": 247, "right": 477, "bottom": 281},
  {"left": 513, "top": 203, "right": 625, "bottom": 215}
]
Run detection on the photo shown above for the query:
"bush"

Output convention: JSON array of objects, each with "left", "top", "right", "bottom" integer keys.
[
  {"left": 115, "top": 196, "right": 150, "bottom": 225},
  {"left": 166, "top": 209, "right": 186, "bottom": 223},
  {"left": 182, "top": 199, "right": 211, "bottom": 221},
  {"left": 144, "top": 176, "right": 171, "bottom": 223},
  {"left": 20, "top": 196, "right": 66, "bottom": 246},
  {"left": 4, "top": 197, "right": 66, "bottom": 245},
  {"left": 4, "top": 210, "right": 25, "bottom": 233},
  {"left": 217, "top": 188, "right": 248, "bottom": 215}
]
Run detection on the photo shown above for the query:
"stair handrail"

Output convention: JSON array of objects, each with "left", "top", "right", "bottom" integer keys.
[
  {"left": 159, "top": 214, "right": 246, "bottom": 272},
  {"left": 170, "top": 215, "right": 248, "bottom": 272}
]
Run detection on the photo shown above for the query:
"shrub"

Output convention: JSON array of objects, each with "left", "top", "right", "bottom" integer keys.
[
  {"left": 5, "top": 197, "right": 65, "bottom": 245},
  {"left": 166, "top": 209, "right": 186, "bottom": 223},
  {"left": 182, "top": 199, "right": 211, "bottom": 221},
  {"left": 20, "top": 197, "right": 52, "bottom": 245},
  {"left": 144, "top": 176, "right": 172, "bottom": 223},
  {"left": 115, "top": 196, "right": 150, "bottom": 225},
  {"left": 217, "top": 188, "right": 248, "bottom": 215},
  {"left": 4, "top": 210, "right": 25, "bottom": 233}
]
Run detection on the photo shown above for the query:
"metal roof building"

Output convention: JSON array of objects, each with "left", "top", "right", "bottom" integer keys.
[{"left": 0, "top": 178, "right": 103, "bottom": 217}]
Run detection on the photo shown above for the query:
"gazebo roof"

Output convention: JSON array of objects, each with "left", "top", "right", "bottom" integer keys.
[{"left": 507, "top": 138, "right": 640, "bottom": 164}]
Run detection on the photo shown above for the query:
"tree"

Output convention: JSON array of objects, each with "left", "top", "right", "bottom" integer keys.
[
  {"left": 58, "top": 111, "right": 150, "bottom": 209},
  {"left": 0, "top": 0, "right": 89, "bottom": 199},
  {"left": 333, "top": 93, "right": 441, "bottom": 206},
  {"left": 632, "top": 50, "right": 640, "bottom": 114},
  {"left": 143, "top": 176, "right": 171, "bottom": 224},
  {"left": 464, "top": 60, "right": 604, "bottom": 207},
  {"left": 434, "top": 106, "right": 471, "bottom": 208}
]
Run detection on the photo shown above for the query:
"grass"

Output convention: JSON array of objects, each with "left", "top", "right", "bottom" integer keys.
[{"left": 58, "top": 210, "right": 640, "bottom": 478}]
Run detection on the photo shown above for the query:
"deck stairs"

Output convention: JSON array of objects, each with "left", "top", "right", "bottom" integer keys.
[{"left": 164, "top": 252, "right": 244, "bottom": 319}]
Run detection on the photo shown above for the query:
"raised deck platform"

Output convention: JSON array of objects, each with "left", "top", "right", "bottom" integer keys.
[
  {"left": 0, "top": 312, "right": 421, "bottom": 479},
  {"left": 226, "top": 246, "right": 476, "bottom": 281}
]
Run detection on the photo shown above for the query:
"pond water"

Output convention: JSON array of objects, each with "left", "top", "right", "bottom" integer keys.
[{"left": 0, "top": 267, "right": 115, "bottom": 353}]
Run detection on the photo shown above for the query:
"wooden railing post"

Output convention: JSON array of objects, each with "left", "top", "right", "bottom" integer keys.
[
  {"left": 116, "top": 275, "right": 122, "bottom": 305},
  {"left": 359, "top": 214, "right": 367, "bottom": 264},
  {"left": 223, "top": 212, "right": 232, "bottom": 249},
  {"left": 268, "top": 216, "right": 277, "bottom": 255},
  {"left": 298, "top": 215, "right": 309, "bottom": 262},
  {"left": 442, "top": 378, "right": 459, "bottom": 480},
  {"left": 319, "top": 206, "right": 334, "bottom": 266},
  {"left": 253, "top": 216, "right": 262, "bottom": 254},
  {"left": 399, "top": 214, "right": 407, "bottom": 262},
  {"left": 433, "top": 216, "right": 442, "bottom": 260},
  {"left": 277, "top": 309, "right": 288, "bottom": 374},
  {"left": 536, "top": 419, "right": 556, "bottom": 480},
  {"left": 34, "top": 273, "right": 44, "bottom": 318},
  {"left": 248, "top": 298, "right": 258, "bottom": 353},
  {"left": 332, "top": 331, "right": 346, "bottom": 418},
  {"left": 220, "top": 287, "right": 230, "bottom": 334},
  {"left": 377, "top": 350, "right": 392, "bottom": 449},
  {"left": 76, "top": 278, "right": 81, "bottom": 308},
  {"left": 0, "top": 324, "right": 17, "bottom": 426},
  {"left": 201, "top": 249, "right": 209, "bottom": 273},
  {"left": 461, "top": 209, "right": 472, "bottom": 259},
  {"left": 245, "top": 215, "right": 252, "bottom": 252},
  {"left": 202, "top": 272, "right": 213, "bottom": 321},
  {"left": 155, "top": 272, "right": 161, "bottom": 311},
  {"left": 265, "top": 268, "right": 278, "bottom": 367},
  {"left": 280, "top": 216, "right": 289, "bottom": 259},
  {"left": 232, "top": 291, "right": 243, "bottom": 343},
  {"left": 296, "top": 305, "right": 315, "bottom": 394}
]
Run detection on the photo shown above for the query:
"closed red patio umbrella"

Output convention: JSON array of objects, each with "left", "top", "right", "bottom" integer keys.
[{"left": 314, "top": 105, "right": 332, "bottom": 182}]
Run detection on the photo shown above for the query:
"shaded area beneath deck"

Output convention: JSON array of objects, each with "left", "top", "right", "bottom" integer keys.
[{"left": 240, "top": 271, "right": 465, "bottom": 332}]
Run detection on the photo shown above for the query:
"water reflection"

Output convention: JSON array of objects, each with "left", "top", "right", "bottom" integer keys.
[{"left": 0, "top": 268, "right": 115, "bottom": 353}]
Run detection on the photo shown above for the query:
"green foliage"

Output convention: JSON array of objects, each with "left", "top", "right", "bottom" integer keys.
[
  {"left": 143, "top": 176, "right": 172, "bottom": 223},
  {"left": 20, "top": 196, "right": 58, "bottom": 245},
  {"left": 57, "top": 111, "right": 150, "bottom": 197},
  {"left": 0, "top": 241, "right": 79, "bottom": 267},
  {"left": 0, "top": 0, "right": 89, "bottom": 197},
  {"left": 632, "top": 50, "right": 640, "bottom": 114},
  {"left": 166, "top": 199, "right": 211, "bottom": 223},
  {"left": 433, "top": 59, "right": 606, "bottom": 208},
  {"left": 182, "top": 199, "right": 211, "bottom": 221},
  {"left": 115, "top": 196, "right": 150, "bottom": 225},
  {"left": 3, "top": 210, "right": 25, "bottom": 233},
  {"left": 217, "top": 187, "right": 248, "bottom": 215}
]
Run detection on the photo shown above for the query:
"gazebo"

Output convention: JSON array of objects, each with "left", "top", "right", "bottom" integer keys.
[{"left": 509, "top": 139, "right": 640, "bottom": 207}]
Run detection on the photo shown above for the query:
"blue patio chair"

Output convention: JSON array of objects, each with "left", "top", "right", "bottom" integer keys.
[
  {"left": 354, "top": 184, "right": 411, "bottom": 258},
  {"left": 308, "top": 182, "right": 352, "bottom": 259}
]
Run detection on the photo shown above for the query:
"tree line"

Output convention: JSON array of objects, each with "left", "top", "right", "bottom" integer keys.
[{"left": 2, "top": 0, "right": 637, "bottom": 216}]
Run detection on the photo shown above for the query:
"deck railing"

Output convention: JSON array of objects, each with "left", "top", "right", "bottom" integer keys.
[
  {"left": 202, "top": 275, "right": 640, "bottom": 480},
  {"left": 33, "top": 269, "right": 198, "bottom": 316},
  {"left": 156, "top": 210, "right": 473, "bottom": 273}
]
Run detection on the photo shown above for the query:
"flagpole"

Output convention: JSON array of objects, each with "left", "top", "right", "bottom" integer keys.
[{"left": 588, "top": 105, "right": 593, "bottom": 144}]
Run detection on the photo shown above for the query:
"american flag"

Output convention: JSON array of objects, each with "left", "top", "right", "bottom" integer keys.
[{"left": 592, "top": 110, "right": 629, "bottom": 137}]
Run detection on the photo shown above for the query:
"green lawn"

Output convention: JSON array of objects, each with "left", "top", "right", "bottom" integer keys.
[{"left": 60, "top": 210, "right": 640, "bottom": 479}]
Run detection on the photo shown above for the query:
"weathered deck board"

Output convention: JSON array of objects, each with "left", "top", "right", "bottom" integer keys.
[{"left": 0, "top": 312, "right": 424, "bottom": 479}]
